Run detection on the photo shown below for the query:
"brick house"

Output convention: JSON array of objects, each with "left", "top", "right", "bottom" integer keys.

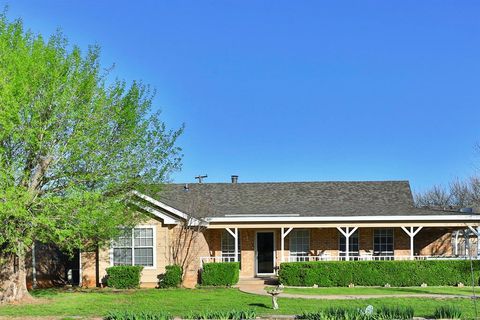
[{"left": 80, "top": 179, "right": 480, "bottom": 288}]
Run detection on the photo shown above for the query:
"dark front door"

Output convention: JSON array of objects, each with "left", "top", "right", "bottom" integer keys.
[{"left": 256, "top": 232, "right": 274, "bottom": 274}]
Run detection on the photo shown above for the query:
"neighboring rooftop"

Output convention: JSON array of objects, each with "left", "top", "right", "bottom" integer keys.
[{"left": 152, "top": 180, "right": 460, "bottom": 218}]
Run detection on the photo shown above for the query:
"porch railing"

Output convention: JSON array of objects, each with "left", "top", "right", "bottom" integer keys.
[
  {"left": 285, "top": 255, "right": 477, "bottom": 262},
  {"left": 199, "top": 254, "right": 478, "bottom": 268},
  {"left": 200, "top": 255, "right": 236, "bottom": 267}
]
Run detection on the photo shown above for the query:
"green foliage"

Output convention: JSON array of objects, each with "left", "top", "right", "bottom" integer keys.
[
  {"left": 186, "top": 309, "right": 256, "bottom": 319},
  {"left": 104, "top": 311, "right": 172, "bottom": 320},
  {"left": 0, "top": 10, "right": 182, "bottom": 261},
  {"left": 433, "top": 305, "right": 462, "bottom": 319},
  {"left": 201, "top": 262, "right": 240, "bottom": 286},
  {"left": 297, "top": 306, "right": 414, "bottom": 320},
  {"left": 376, "top": 306, "right": 414, "bottom": 320},
  {"left": 279, "top": 260, "right": 480, "bottom": 287},
  {"left": 106, "top": 266, "right": 143, "bottom": 289},
  {"left": 158, "top": 265, "right": 183, "bottom": 288}
]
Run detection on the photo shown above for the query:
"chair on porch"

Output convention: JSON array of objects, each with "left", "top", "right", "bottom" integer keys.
[
  {"left": 319, "top": 252, "right": 331, "bottom": 261},
  {"left": 360, "top": 252, "right": 373, "bottom": 261}
]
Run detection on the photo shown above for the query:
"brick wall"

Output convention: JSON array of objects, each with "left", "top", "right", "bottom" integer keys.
[
  {"left": 203, "top": 227, "right": 458, "bottom": 278},
  {"left": 82, "top": 225, "right": 459, "bottom": 286}
]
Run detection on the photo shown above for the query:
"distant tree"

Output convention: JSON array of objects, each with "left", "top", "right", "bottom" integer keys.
[
  {"left": 0, "top": 13, "right": 183, "bottom": 302},
  {"left": 414, "top": 185, "right": 452, "bottom": 208},
  {"left": 414, "top": 177, "right": 480, "bottom": 209}
]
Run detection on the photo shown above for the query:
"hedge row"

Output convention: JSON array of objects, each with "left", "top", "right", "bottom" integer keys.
[
  {"left": 106, "top": 266, "right": 143, "bottom": 289},
  {"left": 201, "top": 262, "right": 239, "bottom": 286},
  {"left": 278, "top": 260, "right": 480, "bottom": 287}
]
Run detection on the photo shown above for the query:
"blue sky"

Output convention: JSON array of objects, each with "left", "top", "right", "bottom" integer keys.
[{"left": 5, "top": 1, "right": 480, "bottom": 192}]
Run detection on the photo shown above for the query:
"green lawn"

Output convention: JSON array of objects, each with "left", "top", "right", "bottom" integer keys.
[
  {"left": 0, "top": 288, "right": 478, "bottom": 319},
  {"left": 268, "top": 286, "right": 479, "bottom": 296}
]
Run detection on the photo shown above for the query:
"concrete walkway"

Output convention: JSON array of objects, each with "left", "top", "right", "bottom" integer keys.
[{"left": 237, "top": 284, "right": 474, "bottom": 300}]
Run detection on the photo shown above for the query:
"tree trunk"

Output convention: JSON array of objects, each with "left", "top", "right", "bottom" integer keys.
[{"left": 0, "top": 253, "right": 32, "bottom": 303}]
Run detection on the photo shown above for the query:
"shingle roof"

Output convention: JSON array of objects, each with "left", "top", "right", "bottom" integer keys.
[{"left": 152, "top": 181, "right": 458, "bottom": 218}]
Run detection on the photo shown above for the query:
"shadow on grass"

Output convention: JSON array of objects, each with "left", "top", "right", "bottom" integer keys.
[
  {"left": 248, "top": 303, "right": 270, "bottom": 309},
  {"left": 31, "top": 288, "right": 60, "bottom": 298}
]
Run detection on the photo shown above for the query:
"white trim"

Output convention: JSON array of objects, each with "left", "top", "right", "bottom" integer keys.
[
  {"left": 206, "top": 215, "right": 480, "bottom": 223},
  {"left": 255, "top": 231, "right": 276, "bottom": 276},
  {"left": 131, "top": 190, "right": 203, "bottom": 226},
  {"left": 338, "top": 228, "right": 360, "bottom": 258},
  {"left": 133, "top": 202, "right": 179, "bottom": 225},
  {"left": 401, "top": 226, "right": 423, "bottom": 260},
  {"left": 109, "top": 224, "right": 157, "bottom": 270},
  {"left": 225, "top": 228, "right": 239, "bottom": 262},
  {"left": 468, "top": 226, "right": 480, "bottom": 237},
  {"left": 281, "top": 227, "right": 294, "bottom": 262},
  {"left": 336, "top": 227, "right": 358, "bottom": 261}
]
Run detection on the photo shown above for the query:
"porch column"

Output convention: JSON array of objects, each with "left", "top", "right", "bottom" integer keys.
[
  {"left": 467, "top": 226, "right": 480, "bottom": 258},
  {"left": 226, "top": 228, "right": 239, "bottom": 262},
  {"left": 281, "top": 227, "right": 293, "bottom": 262},
  {"left": 401, "top": 226, "right": 423, "bottom": 260},
  {"left": 337, "top": 227, "right": 358, "bottom": 261}
]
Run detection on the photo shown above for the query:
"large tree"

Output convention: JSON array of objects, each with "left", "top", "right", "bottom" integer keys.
[{"left": 0, "top": 13, "right": 183, "bottom": 302}]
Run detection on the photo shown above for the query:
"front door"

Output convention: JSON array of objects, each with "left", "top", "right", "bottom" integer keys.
[{"left": 256, "top": 232, "right": 274, "bottom": 274}]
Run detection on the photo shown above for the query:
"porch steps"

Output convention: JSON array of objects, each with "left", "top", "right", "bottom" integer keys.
[{"left": 237, "top": 277, "right": 279, "bottom": 286}]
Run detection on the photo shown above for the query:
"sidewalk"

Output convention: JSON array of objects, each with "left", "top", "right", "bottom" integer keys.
[{"left": 237, "top": 284, "right": 472, "bottom": 300}]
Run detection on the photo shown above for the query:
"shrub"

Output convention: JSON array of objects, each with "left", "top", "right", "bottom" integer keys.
[
  {"left": 187, "top": 309, "right": 256, "bottom": 319},
  {"left": 433, "top": 305, "right": 462, "bottom": 319},
  {"left": 201, "top": 262, "right": 240, "bottom": 286},
  {"left": 104, "top": 311, "right": 172, "bottom": 320},
  {"left": 279, "top": 260, "right": 480, "bottom": 287},
  {"left": 296, "top": 306, "right": 414, "bottom": 320},
  {"left": 105, "top": 266, "right": 143, "bottom": 289},
  {"left": 159, "top": 265, "right": 183, "bottom": 288},
  {"left": 297, "top": 308, "right": 370, "bottom": 320},
  {"left": 377, "top": 306, "right": 414, "bottom": 319}
]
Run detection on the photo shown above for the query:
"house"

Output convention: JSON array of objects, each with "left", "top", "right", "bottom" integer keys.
[{"left": 80, "top": 178, "right": 480, "bottom": 288}]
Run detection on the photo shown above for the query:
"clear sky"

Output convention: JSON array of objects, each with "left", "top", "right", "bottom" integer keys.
[{"left": 4, "top": 1, "right": 480, "bottom": 192}]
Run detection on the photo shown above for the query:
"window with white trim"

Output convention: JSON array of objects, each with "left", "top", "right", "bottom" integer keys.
[
  {"left": 289, "top": 230, "right": 310, "bottom": 258},
  {"left": 373, "top": 228, "right": 394, "bottom": 256},
  {"left": 221, "top": 230, "right": 241, "bottom": 265},
  {"left": 113, "top": 227, "right": 154, "bottom": 267},
  {"left": 339, "top": 229, "right": 359, "bottom": 257}
]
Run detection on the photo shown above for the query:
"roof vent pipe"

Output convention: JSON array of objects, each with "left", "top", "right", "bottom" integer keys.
[{"left": 231, "top": 175, "right": 238, "bottom": 184}]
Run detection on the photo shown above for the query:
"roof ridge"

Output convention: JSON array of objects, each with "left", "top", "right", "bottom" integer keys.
[{"left": 167, "top": 180, "right": 410, "bottom": 185}]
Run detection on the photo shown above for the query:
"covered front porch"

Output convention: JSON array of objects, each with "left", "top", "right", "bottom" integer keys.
[{"left": 200, "top": 223, "right": 480, "bottom": 278}]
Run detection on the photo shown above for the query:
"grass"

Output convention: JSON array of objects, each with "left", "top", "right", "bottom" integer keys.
[
  {"left": 268, "top": 285, "right": 479, "bottom": 296},
  {"left": 0, "top": 288, "right": 478, "bottom": 319}
]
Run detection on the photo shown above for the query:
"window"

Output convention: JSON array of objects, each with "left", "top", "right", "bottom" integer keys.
[
  {"left": 373, "top": 229, "right": 394, "bottom": 256},
  {"left": 112, "top": 227, "right": 154, "bottom": 267},
  {"left": 339, "top": 229, "right": 359, "bottom": 256},
  {"left": 289, "top": 230, "right": 310, "bottom": 259},
  {"left": 221, "top": 230, "right": 241, "bottom": 264}
]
